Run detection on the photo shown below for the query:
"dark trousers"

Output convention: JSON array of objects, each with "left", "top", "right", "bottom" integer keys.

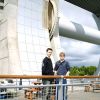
[{"left": 42, "top": 80, "right": 53, "bottom": 100}]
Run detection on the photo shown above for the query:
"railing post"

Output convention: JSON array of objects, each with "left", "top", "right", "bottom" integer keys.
[
  {"left": 19, "top": 78, "right": 22, "bottom": 90},
  {"left": 71, "top": 79, "right": 74, "bottom": 92}
]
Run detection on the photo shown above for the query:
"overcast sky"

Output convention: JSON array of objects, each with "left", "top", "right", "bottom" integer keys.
[
  {"left": 60, "top": 36, "right": 100, "bottom": 67},
  {"left": 59, "top": 1, "right": 100, "bottom": 67}
]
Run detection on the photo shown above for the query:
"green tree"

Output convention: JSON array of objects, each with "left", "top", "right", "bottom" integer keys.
[{"left": 69, "top": 66, "right": 97, "bottom": 76}]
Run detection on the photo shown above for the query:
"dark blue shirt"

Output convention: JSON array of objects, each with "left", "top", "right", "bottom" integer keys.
[{"left": 54, "top": 60, "right": 70, "bottom": 75}]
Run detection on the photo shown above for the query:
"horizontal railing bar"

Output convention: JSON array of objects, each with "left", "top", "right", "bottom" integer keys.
[
  {"left": 64, "top": 76, "right": 100, "bottom": 79},
  {"left": 0, "top": 83, "right": 93, "bottom": 89},
  {"left": 0, "top": 75, "right": 100, "bottom": 79}
]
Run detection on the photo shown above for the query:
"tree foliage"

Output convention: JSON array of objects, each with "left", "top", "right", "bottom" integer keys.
[{"left": 69, "top": 66, "right": 97, "bottom": 76}]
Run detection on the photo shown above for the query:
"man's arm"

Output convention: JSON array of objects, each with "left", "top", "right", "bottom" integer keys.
[
  {"left": 54, "top": 62, "right": 59, "bottom": 75},
  {"left": 66, "top": 62, "right": 70, "bottom": 76},
  {"left": 54, "top": 62, "right": 59, "bottom": 71},
  {"left": 42, "top": 59, "right": 47, "bottom": 75},
  {"left": 67, "top": 62, "right": 70, "bottom": 71}
]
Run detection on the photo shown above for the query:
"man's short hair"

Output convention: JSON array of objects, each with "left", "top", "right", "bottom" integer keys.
[
  {"left": 46, "top": 48, "right": 53, "bottom": 52},
  {"left": 59, "top": 52, "right": 65, "bottom": 57}
]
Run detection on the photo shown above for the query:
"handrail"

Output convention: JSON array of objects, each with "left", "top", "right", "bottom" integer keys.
[
  {"left": 64, "top": 76, "right": 100, "bottom": 79},
  {"left": 0, "top": 83, "right": 93, "bottom": 89},
  {"left": 0, "top": 75, "right": 100, "bottom": 79}
]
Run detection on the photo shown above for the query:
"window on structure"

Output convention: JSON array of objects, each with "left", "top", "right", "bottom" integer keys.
[{"left": 48, "top": 1, "right": 54, "bottom": 32}]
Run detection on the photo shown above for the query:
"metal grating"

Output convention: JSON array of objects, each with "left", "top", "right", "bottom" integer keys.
[
  {"left": 65, "top": 0, "right": 100, "bottom": 17},
  {"left": 0, "top": 0, "right": 4, "bottom": 9},
  {"left": 0, "top": 0, "right": 4, "bottom": 3}
]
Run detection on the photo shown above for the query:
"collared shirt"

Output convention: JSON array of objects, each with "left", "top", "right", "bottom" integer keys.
[{"left": 54, "top": 60, "right": 70, "bottom": 75}]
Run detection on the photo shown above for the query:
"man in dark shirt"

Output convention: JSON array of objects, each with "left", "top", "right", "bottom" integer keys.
[
  {"left": 42, "top": 48, "right": 54, "bottom": 100},
  {"left": 54, "top": 52, "right": 70, "bottom": 100}
]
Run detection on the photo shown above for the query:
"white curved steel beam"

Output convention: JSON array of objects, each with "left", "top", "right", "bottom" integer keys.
[{"left": 59, "top": 18, "right": 100, "bottom": 45}]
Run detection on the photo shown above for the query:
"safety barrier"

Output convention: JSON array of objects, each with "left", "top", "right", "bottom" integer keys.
[{"left": 0, "top": 75, "right": 100, "bottom": 100}]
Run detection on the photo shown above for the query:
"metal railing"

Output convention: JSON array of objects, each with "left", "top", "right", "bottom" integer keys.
[{"left": 0, "top": 75, "right": 100, "bottom": 100}]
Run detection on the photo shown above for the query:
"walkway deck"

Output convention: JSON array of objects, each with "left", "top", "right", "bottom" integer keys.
[
  {"left": 0, "top": 90, "right": 100, "bottom": 100},
  {"left": 68, "top": 91, "right": 100, "bottom": 100}
]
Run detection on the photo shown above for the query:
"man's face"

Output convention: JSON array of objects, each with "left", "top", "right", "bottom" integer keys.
[
  {"left": 47, "top": 50, "right": 52, "bottom": 57},
  {"left": 60, "top": 54, "right": 65, "bottom": 61}
]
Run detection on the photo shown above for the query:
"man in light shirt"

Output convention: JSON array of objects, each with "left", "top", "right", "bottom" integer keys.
[{"left": 54, "top": 52, "right": 70, "bottom": 100}]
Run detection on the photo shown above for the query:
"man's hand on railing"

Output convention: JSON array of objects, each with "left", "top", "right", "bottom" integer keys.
[
  {"left": 54, "top": 71, "right": 57, "bottom": 75},
  {"left": 66, "top": 71, "right": 70, "bottom": 76}
]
